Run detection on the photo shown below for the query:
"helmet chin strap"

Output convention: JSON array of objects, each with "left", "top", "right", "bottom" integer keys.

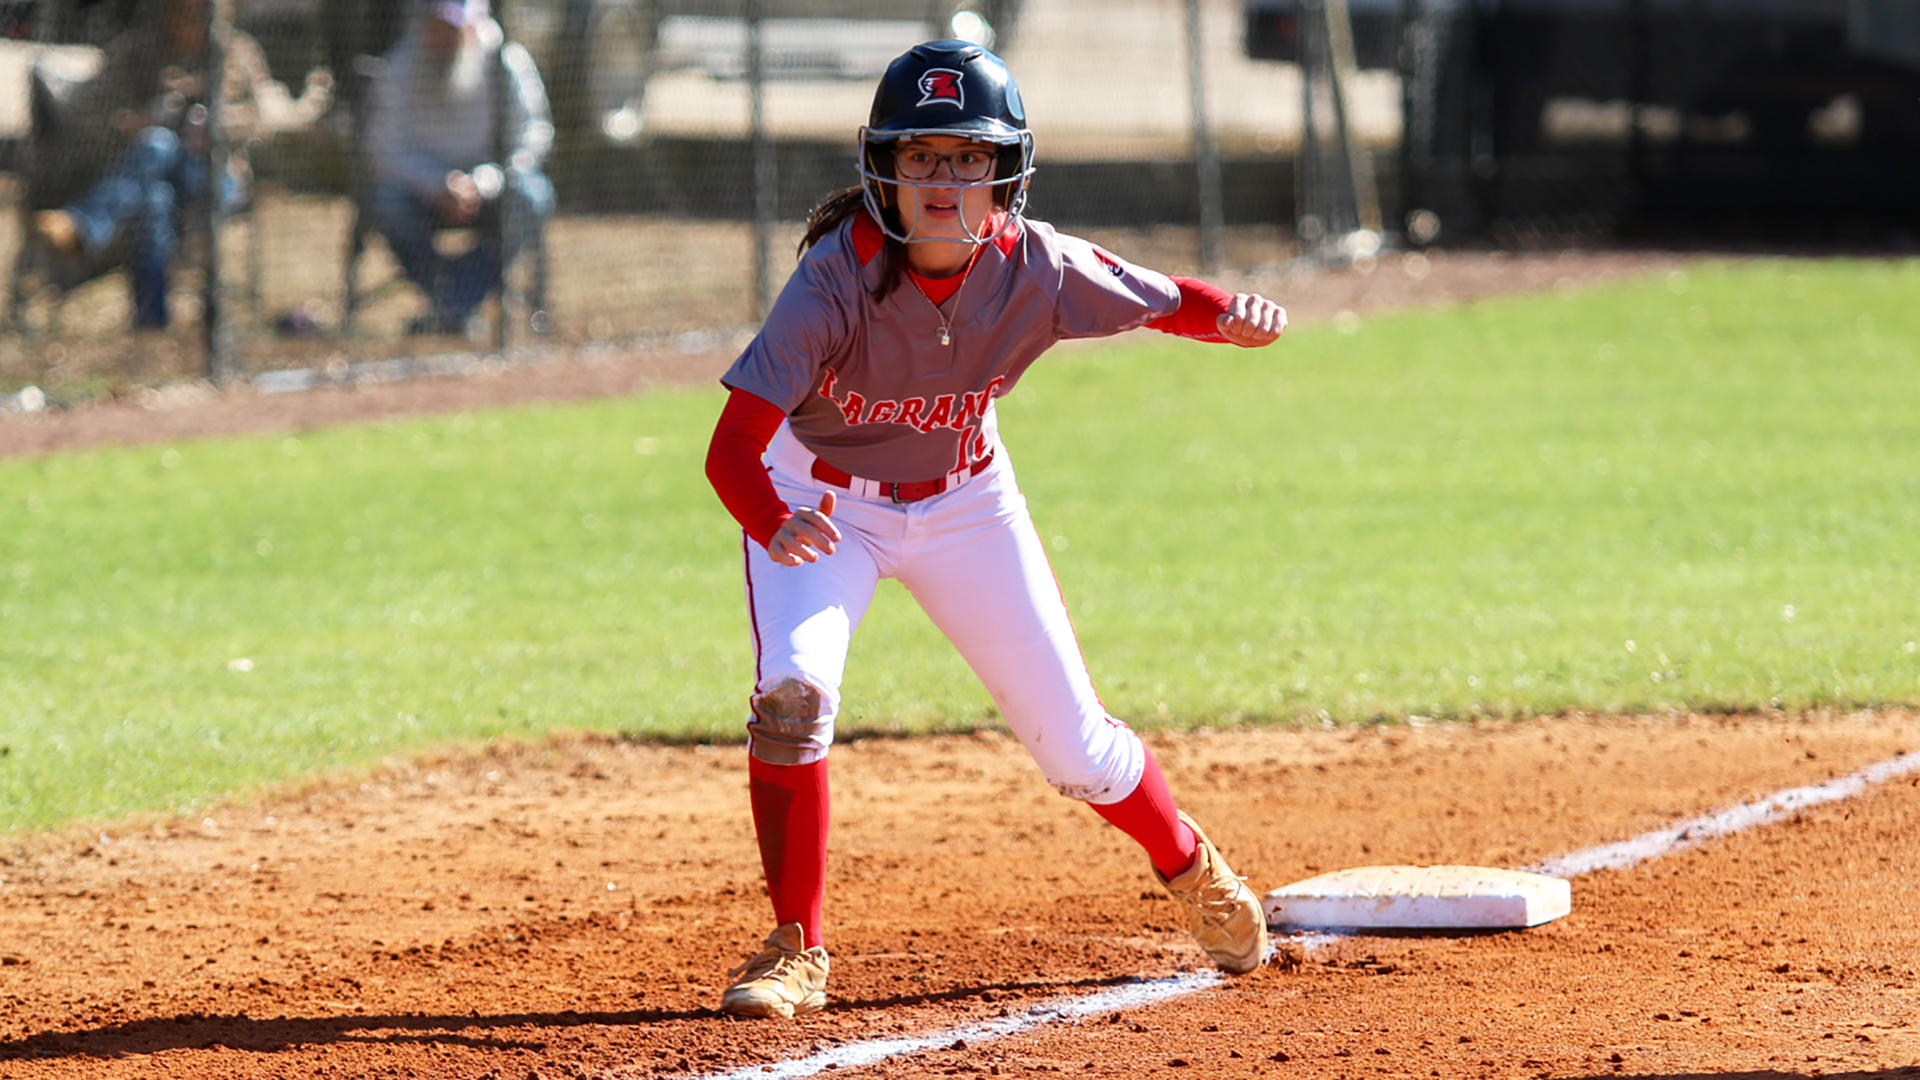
[{"left": 863, "top": 177, "right": 1027, "bottom": 247}]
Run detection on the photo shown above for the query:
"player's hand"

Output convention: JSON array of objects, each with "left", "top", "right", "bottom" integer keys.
[
  {"left": 769, "top": 490, "right": 840, "bottom": 566},
  {"left": 438, "top": 171, "right": 483, "bottom": 226},
  {"left": 1217, "top": 293, "right": 1287, "bottom": 347},
  {"left": 159, "top": 65, "right": 204, "bottom": 101}
]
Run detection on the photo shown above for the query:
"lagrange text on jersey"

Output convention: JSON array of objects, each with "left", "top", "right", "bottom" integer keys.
[{"left": 816, "top": 367, "right": 1003, "bottom": 475}]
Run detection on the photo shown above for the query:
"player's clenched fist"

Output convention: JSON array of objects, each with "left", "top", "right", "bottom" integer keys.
[
  {"left": 769, "top": 490, "right": 840, "bottom": 566},
  {"left": 1216, "top": 293, "right": 1287, "bottom": 347}
]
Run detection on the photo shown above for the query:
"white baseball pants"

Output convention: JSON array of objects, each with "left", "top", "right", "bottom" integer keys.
[{"left": 740, "top": 422, "right": 1147, "bottom": 805}]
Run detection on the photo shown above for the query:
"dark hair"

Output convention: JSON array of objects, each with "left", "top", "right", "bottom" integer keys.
[{"left": 800, "top": 185, "right": 908, "bottom": 300}]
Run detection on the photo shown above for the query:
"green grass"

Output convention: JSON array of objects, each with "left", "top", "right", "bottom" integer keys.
[
  {"left": 4, "top": 257, "right": 1918, "bottom": 830},
  {"left": 1020, "top": 258, "right": 1920, "bottom": 722}
]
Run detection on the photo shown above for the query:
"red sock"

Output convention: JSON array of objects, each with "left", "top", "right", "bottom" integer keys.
[
  {"left": 747, "top": 755, "right": 830, "bottom": 949},
  {"left": 1090, "top": 747, "right": 1198, "bottom": 880}
]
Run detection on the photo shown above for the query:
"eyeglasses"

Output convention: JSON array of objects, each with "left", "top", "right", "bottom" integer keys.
[{"left": 893, "top": 146, "right": 999, "bottom": 182}]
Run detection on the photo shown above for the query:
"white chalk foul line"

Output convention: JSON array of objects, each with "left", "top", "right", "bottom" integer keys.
[
  {"left": 680, "top": 747, "right": 1920, "bottom": 1080},
  {"left": 1526, "top": 749, "right": 1920, "bottom": 879},
  {"left": 694, "top": 970, "right": 1222, "bottom": 1080}
]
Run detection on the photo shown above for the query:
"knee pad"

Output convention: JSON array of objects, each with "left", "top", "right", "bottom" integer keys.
[{"left": 747, "top": 677, "right": 834, "bottom": 766}]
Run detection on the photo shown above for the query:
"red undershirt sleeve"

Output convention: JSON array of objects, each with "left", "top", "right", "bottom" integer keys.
[
  {"left": 1146, "top": 276, "right": 1235, "bottom": 343},
  {"left": 706, "top": 386, "right": 793, "bottom": 549}
]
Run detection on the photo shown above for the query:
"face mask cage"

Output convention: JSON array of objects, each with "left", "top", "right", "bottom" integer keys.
[{"left": 857, "top": 127, "right": 1036, "bottom": 245}]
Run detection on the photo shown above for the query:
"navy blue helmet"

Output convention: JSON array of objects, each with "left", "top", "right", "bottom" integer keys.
[{"left": 859, "top": 40, "right": 1035, "bottom": 243}]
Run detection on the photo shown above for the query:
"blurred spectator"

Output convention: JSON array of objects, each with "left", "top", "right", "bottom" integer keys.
[
  {"left": 28, "top": 0, "right": 333, "bottom": 330},
  {"left": 362, "top": 0, "right": 554, "bottom": 337}
]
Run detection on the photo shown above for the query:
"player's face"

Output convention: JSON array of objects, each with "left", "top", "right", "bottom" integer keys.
[{"left": 893, "top": 136, "right": 999, "bottom": 272}]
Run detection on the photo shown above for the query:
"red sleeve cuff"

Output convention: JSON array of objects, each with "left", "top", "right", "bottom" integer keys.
[
  {"left": 1146, "top": 276, "right": 1234, "bottom": 343},
  {"left": 706, "top": 386, "right": 793, "bottom": 548}
]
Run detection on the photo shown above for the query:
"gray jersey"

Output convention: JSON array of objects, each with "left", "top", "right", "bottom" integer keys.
[{"left": 722, "top": 213, "right": 1180, "bottom": 483}]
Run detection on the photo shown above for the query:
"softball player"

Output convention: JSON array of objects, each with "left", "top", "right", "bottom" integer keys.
[{"left": 705, "top": 40, "right": 1288, "bottom": 1018}]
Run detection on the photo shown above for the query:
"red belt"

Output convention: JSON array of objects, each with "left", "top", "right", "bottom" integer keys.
[{"left": 810, "top": 451, "right": 994, "bottom": 504}]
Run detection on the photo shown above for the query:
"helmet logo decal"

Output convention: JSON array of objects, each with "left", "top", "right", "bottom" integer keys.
[{"left": 916, "top": 68, "right": 966, "bottom": 109}]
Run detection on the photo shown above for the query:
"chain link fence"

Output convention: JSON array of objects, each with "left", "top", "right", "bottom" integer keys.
[
  {"left": 3, "top": 0, "right": 1916, "bottom": 398},
  {"left": 4, "top": 0, "right": 1384, "bottom": 396}
]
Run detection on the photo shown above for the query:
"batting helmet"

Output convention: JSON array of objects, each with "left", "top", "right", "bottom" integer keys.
[{"left": 858, "top": 40, "right": 1036, "bottom": 244}]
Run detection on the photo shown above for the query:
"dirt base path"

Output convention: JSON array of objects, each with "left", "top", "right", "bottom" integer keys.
[{"left": 2, "top": 711, "right": 1917, "bottom": 1079}]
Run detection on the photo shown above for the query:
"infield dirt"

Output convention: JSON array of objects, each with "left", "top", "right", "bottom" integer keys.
[{"left": 2, "top": 712, "right": 1918, "bottom": 1078}]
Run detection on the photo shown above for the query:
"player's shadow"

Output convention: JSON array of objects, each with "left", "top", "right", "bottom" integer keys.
[
  {"left": 0, "top": 1005, "right": 711, "bottom": 1062},
  {"left": 0, "top": 974, "right": 1136, "bottom": 1062}
]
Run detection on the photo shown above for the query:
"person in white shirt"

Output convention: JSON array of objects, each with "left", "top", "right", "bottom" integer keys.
[{"left": 362, "top": 0, "right": 553, "bottom": 335}]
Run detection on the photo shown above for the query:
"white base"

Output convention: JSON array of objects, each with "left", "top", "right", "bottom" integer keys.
[{"left": 1263, "top": 865, "right": 1572, "bottom": 931}]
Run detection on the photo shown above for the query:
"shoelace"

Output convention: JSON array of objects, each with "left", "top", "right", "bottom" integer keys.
[
  {"left": 728, "top": 944, "right": 817, "bottom": 983},
  {"left": 728, "top": 946, "right": 782, "bottom": 982},
  {"left": 1176, "top": 871, "right": 1255, "bottom": 925}
]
